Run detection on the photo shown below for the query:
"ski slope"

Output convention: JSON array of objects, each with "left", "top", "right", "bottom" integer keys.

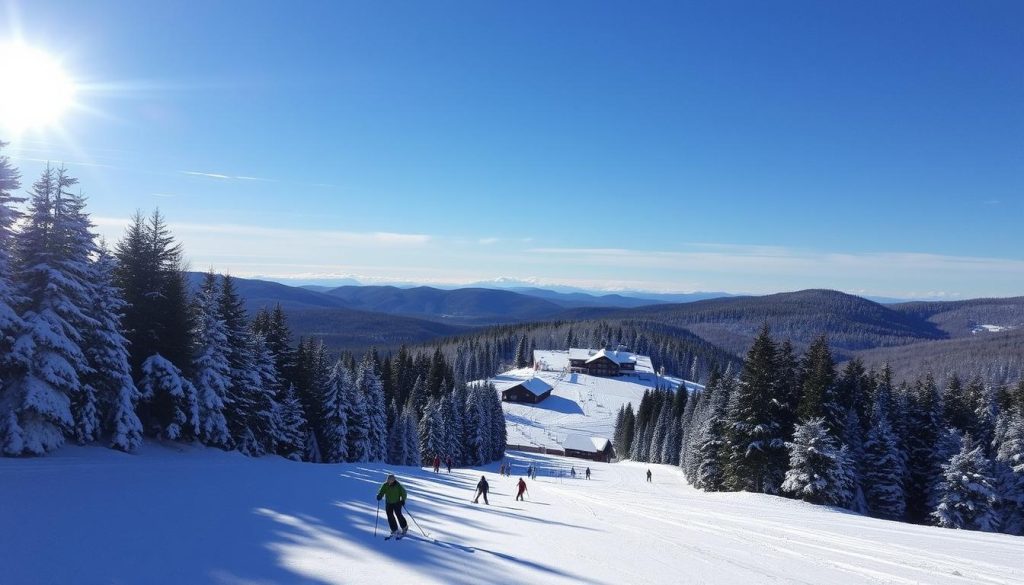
[
  {"left": 2, "top": 443, "right": 1022, "bottom": 585},
  {"left": 495, "top": 367, "right": 689, "bottom": 450}
]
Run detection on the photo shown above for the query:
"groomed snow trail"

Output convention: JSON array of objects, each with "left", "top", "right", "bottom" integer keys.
[{"left": 1, "top": 444, "right": 1022, "bottom": 585}]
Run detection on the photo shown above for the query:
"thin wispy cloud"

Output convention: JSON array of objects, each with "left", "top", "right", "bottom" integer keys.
[{"left": 179, "top": 170, "right": 276, "bottom": 182}]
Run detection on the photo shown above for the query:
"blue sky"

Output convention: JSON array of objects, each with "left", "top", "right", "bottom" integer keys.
[{"left": 3, "top": 1, "right": 1022, "bottom": 297}]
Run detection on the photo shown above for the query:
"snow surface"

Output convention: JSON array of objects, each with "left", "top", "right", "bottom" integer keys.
[
  {"left": 973, "top": 324, "right": 1015, "bottom": 334},
  {"left": 495, "top": 367, "right": 677, "bottom": 450},
  {"left": 2, "top": 443, "right": 1021, "bottom": 585}
]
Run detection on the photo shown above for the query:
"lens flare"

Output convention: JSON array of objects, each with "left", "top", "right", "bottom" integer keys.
[{"left": 0, "top": 42, "right": 77, "bottom": 133}]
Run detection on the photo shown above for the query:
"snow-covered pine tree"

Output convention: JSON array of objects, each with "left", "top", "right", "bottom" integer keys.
[
  {"left": 906, "top": 374, "right": 945, "bottom": 523},
  {"left": 408, "top": 375, "right": 427, "bottom": 419},
  {"left": 449, "top": 382, "right": 467, "bottom": 465},
  {"left": 357, "top": 352, "right": 387, "bottom": 462},
  {"left": 694, "top": 374, "right": 732, "bottom": 491},
  {"left": 486, "top": 382, "right": 507, "bottom": 460},
  {"left": 277, "top": 384, "right": 307, "bottom": 461},
  {"left": 245, "top": 333, "right": 283, "bottom": 456},
  {"left": 727, "top": 325, "right": 787, "bottom": 493},
  {"left": 345, "top": 363, "right": 370, "bottom": 462},
  {"left": 782, "top": 417, "right": 854, "bottom": 507},
  {"left": 0, "top": 142, "right": 26, "bottom": 452},
  {"left": 319, "top": 359, "right": 351, "bottom": 462},
  {"left": 138, "top": 353, "right": 199, "bottom": 441},
  {"left": 114, "top": 210, "right": 194, "bottom": 379},
  {"left": 994, "top": 412, "right": 1024, "bottom": 535},
  {"left": 403, "top": 408, "right": 421, "bottom": 467},
  {"left": 418, "top": 397, "right": 445, "bottom": 464},
  {"left": 191, "top": 273, "right": 232, "bottom": 448},
  {"left": 463, "top": 389, "right": 486, "bottom": 465},
  {"left": 3, "top": 168, "right": 95, "bottom": 455},
  {"left": 797, "top": 335, "right": 843, "bottom": 438},
  {"left": 513, "top": 335, "right": 529, "bottom": 369},
  {"left": 932, "top": 436, "right": 999, "bottom": 532},
  {"left": 649, "top": 398, "right": 671, "bottom": 465},
  {"left": 862, "top": 400, "right": 906, "bottom": 520},
  {"left": 86, "top": 245, "right": 143, "bottom": 452},
  {"left": 386, "top": 400, "right": 405, "bottom": 465},
  {"left": 216, "top": 274, "right": 259, "bottom": 448}
]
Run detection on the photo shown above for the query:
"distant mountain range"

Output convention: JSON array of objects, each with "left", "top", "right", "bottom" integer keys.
[{"left": 186, "top": 273, "right": 1024, "bottom": 384}]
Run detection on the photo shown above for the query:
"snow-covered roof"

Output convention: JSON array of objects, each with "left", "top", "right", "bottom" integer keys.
[
  {"left": 493, "top": 376, "right": 552, "bottom": 396},
  {"left": 562, "top": 434, "right": 611, "bottom": 453},
  {"left": 535, "top": 348, "right": 657, "bottom": 375}
]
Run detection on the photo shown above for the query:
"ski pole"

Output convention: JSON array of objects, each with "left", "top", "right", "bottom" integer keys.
[
  {"left": 404, "top": 504, "right": 430, "bottom": 539},
  {"left": 374, "top": 500, "right": 381, "bottom": 538}
]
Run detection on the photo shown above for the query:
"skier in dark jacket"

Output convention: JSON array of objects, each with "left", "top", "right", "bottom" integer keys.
[
  {"left": 445, "top": 455, "right": 452, "bottom": 474},
  {"left": 376, "top": 474, "right": 408, "bottom": 537},
  {"left": 516, "top": 477, "right": 527, "bottom": 501},
  {"left": 646, "top": 469, "right": 652, "bottom": 482},
  {"left": 473, "top": 475, "right": 490, "bottom": 505},
  {"left": 585, "top": 467, "right": 591, "bottom": 480}
]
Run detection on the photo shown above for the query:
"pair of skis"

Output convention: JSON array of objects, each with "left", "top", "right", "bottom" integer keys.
[{"left": 383, "top": 530, "right": 407, "bottom": 541}]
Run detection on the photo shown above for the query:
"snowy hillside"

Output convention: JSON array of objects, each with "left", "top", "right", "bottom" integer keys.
[
  {"left": 1, "top": 443, "right": 1021, "bottom": 585},
  {"left": 491, "top": 365, "right": 697, "bottom": 451}
]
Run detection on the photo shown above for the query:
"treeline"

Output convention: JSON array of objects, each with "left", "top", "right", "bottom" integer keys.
[
  {"left": 417, "top": 319, "right": 741, "bottom": 385},
  {"left": 615, "top": 325, "right": 1024, "bottom": 536},
  {"left": 0, "top": 149, "right": 505, "bottom": 465}
]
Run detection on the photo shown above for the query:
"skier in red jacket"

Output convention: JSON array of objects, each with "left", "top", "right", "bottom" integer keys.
[
  {"left": 516, "top": 477, "right": 527, "bottom": 501},
  {"left": 433, "top": 454, "right": 441, "bottom": 473}
]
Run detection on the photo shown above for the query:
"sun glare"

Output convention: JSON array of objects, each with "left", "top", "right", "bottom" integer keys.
[{"left": 0, "top": 42, "right": 77, "bottom": 134}]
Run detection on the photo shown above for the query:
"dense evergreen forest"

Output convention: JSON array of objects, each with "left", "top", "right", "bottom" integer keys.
[
  {"left": 614, "top": 326, "right": 1024, "bottom": 536},
  {"left": 0, "top": 149, "right": 505, "bottom": 465}
]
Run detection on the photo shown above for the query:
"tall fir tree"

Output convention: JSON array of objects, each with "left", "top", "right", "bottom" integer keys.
[
  {"left": 190, "top": 273, "right": 232, "bottom": 448},
  {"left": 86, "top": 246, "right": 143, "bottom": 452},
  {"left": 320, "top": 359, "right": 352, "bottom": 462},
  {"left": 357, "top": 352, "right": 388, "bottom": 462},
  {"left": 782, "top": 417, "right": 855, "bottom": 507},
  {"left": 797, "top": 335, "right": 842, "bottom": 438},
  {"left": 862, "top": 399, "right": 906, "bottom": 520},
  {"left": 114, "top": 210, "right": 193, "bottom": 378},
  {"left": 277, "top": 384, "right": 307, "bottom": 461},
  {"left": 726, "top": 325, "right": 787, "bottom": 493},
  {"left": 3, "top": 168, "right": 94, "bottom": 454},
  {"left": 932, "top": 436, "right": 999, "bottom": 532},
  {"left": 0, "top": 142, "right": 26, "bottom": 450}
]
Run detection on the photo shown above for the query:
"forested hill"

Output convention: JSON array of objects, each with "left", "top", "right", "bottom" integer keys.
[
  {"left": 889, "top": 297, "right": 1024, "bottom": 338},
  {"left": 554, "top": 289, "right": 948, "bottom": 358},
  {"left": 320, "top": 285, "right": 567, "bottom": 325}
]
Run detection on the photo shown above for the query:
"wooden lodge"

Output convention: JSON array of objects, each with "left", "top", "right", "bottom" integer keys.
[
  {"left": 568, "top": 347, "right": 638, "bottom": 377},
  {"left": 499, "top": 377, "right": 553, "bottom": 404},
  {"left": 562, "top": 434, "right": 615, "bottom": 462}
]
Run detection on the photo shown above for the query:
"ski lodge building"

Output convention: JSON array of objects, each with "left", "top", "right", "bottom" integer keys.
[
  {"left": 495, "top": 377, "right": 553, "bottom": 404},
  {"left": 533, "top": 347, "right": 656, "bottom": 379},
  {"left": 562, "top": 434, "right": 615, "bottom": 462}
]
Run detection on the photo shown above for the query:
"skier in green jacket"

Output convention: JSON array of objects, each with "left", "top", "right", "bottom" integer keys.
[{"left": 376, "top": 474, "right": 409, "bottom": 538}]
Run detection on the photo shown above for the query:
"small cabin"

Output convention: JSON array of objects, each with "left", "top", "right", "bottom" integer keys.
[
  {"left": 499, "top": 377, "right": 553, "bottom": 404},
  {"left": 562, "top": 434, "right": 615, "bottom": 462}
]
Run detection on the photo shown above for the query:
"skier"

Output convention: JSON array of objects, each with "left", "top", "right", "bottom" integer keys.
[
  {"left": 375, "top": 474, "right": 408, "bottom": 539},
  {"left": 499, "top": 463, "right": 505, "bottom": 476},
  {"left": 646, "top": 469, "right": 652, "bottom": 482},
  {"left": 473, "top": 475, "right": 490, "bottom": 505},
  {"left": 433, "top": 454, "right": 441, "bottom": 473},
  {"left": 526, "top": 464, "right": 533, "bottom": 479},
  {"left": 570, "top": 466, "right": 576, "bottom": 479},
  {"left": 585, "top": 467, "right": 591, "bottom": 480},
  {"left": 516, "top": 477, "right": 527, "bottom": 501},
  {"left": 445, "top": 455, "right": 452, "bottom": 474}
]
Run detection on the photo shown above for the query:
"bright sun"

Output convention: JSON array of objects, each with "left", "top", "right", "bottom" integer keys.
[{"left": 0, "top": 43, "right": 77, "bottom": 133}]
